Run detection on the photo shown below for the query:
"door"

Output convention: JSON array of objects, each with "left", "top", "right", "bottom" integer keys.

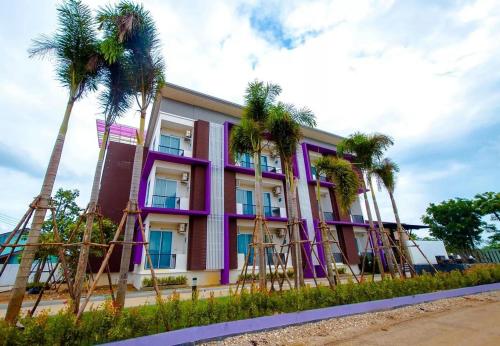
[
  {"left": 237, "top": 233, "right": 254, "bottom": 265},
  {"left": 160, "top": 134, "right": 181, "bottom": 155},
  {"left": 147, "top": 230, "right": 173, "bottom": 269},
  {"left": 154, "top": 178, "right": 178, "bottom": 208},
  {"left": 263, "top": 192, "right": 272, "bottom": 217},
  {"left": 237, "top": 189, "right": 254, "bottom": 215}
]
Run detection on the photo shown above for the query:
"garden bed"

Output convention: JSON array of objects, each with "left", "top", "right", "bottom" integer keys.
[{"left": 1, "top": 264, "right": 499, "bottom": 345}]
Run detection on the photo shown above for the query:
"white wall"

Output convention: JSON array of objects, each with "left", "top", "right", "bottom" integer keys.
[
  {"left": 146, "top": 161, "right": 191, "bottom": 209},
  {"left": 407, "top": 240, "right": 448, "bottom": 265},
  {"left": 151, "top": 112, "right": 194, "bottom": 157},
  {"left": 0, "top": 262, "right": 53, "bottom": 292}
]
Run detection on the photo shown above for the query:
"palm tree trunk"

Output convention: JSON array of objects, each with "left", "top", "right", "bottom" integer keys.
[
  {"left": 285, "top": 165, "right": 303, "bottom": 288},
  {"left": 388, "top": 191, "right": 413, "bottom": 267},
  {"left": 316, "top": 180, "right": 336, "bottom": 286},
  {"left": 361, "top": 174, "right": 385, "bottom": 278},
  {"left": 253, "top": 150, "right": 267, "bottom": 290},
  {"left": 367, "top": 176, "right": 396, "bottom": 278},
  {"left": 73, "top": 127, "right": 110, "bottom": 313},
  {"left": 115, "top": 111, "right": 146, "bottom": 309},
  {"left": 5, "top": 95, "right": 75, "bottom": 323}
]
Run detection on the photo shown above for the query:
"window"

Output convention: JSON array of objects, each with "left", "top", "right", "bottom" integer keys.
[
  {"left": 146, "top": 230, "right": 174, "bottom": 269},
  {"left": 260, "top": 155, "right": 268, "bottom": 172},
  {"left": 311, "top": 166, "right": 327, "bottom": 181},
  {"left": 236, "top": 188, "right": 254, "bottom": 215},
  {"left": 237, "top": 233, "right": 254, "bottom": 265},
  {"left": 263, "top": 192, "right": 272, "bottom": 217},
  {"left": 237, "top": 153, "right": 253, "bottom": 168},
  {"left": 159, "top": 134, "right": 183, "bottom": 156},
  {"left": 153, "top": 178, "right": 178, "bottom": 209}
]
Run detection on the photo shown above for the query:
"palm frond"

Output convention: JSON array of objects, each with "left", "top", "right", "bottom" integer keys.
[
  {"left": 314, "top": 156, "right": 360, "bottom": 212},
  {"left": 29, "top": 0, "right": 101, "bottom": 100},
  {"left": 337, "top": 132, "right": 394, "bottom": 170},
  {"left": 267, "top": 103, "right": 302, "bottom": 162},
  {"left": 229, "top": 118, "right": 258, "bottom": 161},
  {"left": 371, "top": 158, "right": 399, "bottom": 193},
  {"left": 282, "top": 103, "right": 316, "bottom": 127},
  {"left": 243, "top": 80, "right": 282, "bottom": 123}
]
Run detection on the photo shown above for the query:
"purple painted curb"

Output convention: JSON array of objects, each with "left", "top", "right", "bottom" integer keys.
[{"left": 105, "top": 282, "right": 500, "bottom": 346}]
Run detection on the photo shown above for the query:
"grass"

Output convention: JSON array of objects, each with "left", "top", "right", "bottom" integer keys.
[{"left": 1, "top": 264, "right": 499, "bottom": 345}]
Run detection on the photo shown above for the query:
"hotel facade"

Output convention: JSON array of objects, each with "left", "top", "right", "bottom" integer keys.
[{"left": 97, "top": 83, "right": 372, "bottom": 289}]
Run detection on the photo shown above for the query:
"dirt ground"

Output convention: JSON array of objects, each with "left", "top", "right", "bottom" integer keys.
[{"left": 204, "top": 290, "right": 500, "bottom": 346}]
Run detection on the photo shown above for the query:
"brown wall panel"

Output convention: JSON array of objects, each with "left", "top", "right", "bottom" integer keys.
[
  {"left": 229, "top": 218, "right": 238, "bottom": 269},
  {"left": 224, "top": 171, "right": 236, "bottom": 214},
  {"left": 187, "top": 215, "right": 207, "bottom": 270},
  {"left": 98, "top": 142, "right": 135, "bottom": 224},
  {"left": 337, "top": 226, "right": 360, "bottom": 264},
  {"left": 189, "top": 165, "right": 207, "bottom": 211},
  {"left": 307, "top": 184, "right": 320, "bottom": 220},
  {"left": 193, "top": 120, "right": 209, "bottom": 160}
]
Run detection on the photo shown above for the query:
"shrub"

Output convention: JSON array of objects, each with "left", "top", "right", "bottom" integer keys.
[
  {"left": 1, "top": 264, "right": 499, "bottom": 345},
  {"left": 142, "top": 275, "right": 187, "bottom": 288}
]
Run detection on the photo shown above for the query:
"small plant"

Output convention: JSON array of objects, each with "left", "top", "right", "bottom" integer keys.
[{"left": 142, "top": 275, "right": 187, "bottom": 288}]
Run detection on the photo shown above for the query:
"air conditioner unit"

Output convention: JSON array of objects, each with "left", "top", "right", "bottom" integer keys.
[
  {"left": 272, "top": 186, "right": 282, "bottom": 196},
  {"left": 178, "top": 223, "right": 187, "bottom": 233},
  {"left": 181, "top": 172, "right": 190, "bottom": 182},
  {"left": 276, "top": 228, "right": 286, "bottom": 238},
  {"left": 185, "top": 130, "right": 192, "bottom": 138}
]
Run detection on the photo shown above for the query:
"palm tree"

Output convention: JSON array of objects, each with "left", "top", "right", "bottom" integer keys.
[
  {"left": 5, "top": 0, "right": 101, "bottom": 323},
  {"left": 97, "top": 0, "right": 165, "bottom": 309},
  {"left": 230, "top": 81, "right": 281, "bottom": 290},
  {"left": 313, "top": 156, "right": 360, "bottom": 286},
  {"left": 372, "top": 158, "right": 413, "bottom": 269},
  {"left": 267, "top": 102, "right": 316, "bottom": 288},
  {"left": 73, "top": 58, "right": 133, "bottom": 312},
  {"left": 337, "top": 132, "right": 395, "bottom": 278}
]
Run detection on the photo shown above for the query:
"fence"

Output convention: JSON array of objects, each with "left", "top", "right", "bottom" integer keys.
[{"left": 455, "top": 249, "right": 500, "bottom": 264}]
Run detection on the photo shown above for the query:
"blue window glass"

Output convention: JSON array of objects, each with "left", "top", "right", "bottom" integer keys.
[
  {"left": 159, "top": 134, "right": 183, "bottom": 156},
  {"left": 260, "top": 155, "right": 269, "bottom": 172},
  {"left": 153, "top": 178, "right": 178, "bottom": 208},
  {"left": 147, "top": 230, "right": 173, "bottom": 269},
  {"left": 237, "top": 233, "right": 254, "bottom": 265},
  {"left": 237, "top": 189, "right": 254, "bottom": 215},
  {"left": 263, "top": 192, "right": 272, "bottom": 217},
  {"left": 238, "top": 153, "right": 253, "bottom": 168}
]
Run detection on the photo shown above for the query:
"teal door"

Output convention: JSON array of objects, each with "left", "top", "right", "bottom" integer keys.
[
  {"left": 148, "top": 230, "right": 173, "bottom": 269},
  {"left": 263, "top": 192, "right": 272, "bottom": 217},
  {"left": 237, "top": 189, "right": 254, "bottom": 215},
  {"left": 160, "top": 134, "right": 182, "bottom": 155},
  {"left": 153, "top": 178, "right": 177, "bottom": 208},
  {"left": 237, "top": 233, "right": 254, "bottom": 265}
]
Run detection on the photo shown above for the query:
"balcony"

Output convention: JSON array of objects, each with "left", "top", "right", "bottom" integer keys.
[
  {"left": 146, "top": 253, "right": 177, "bottom": 269},
  {"left": 351, "top": 214, "right": 365, "bottom": 223},
  {"left": 262, "top": 164, "right": 282, "bottom": 174},
  {"left": 323, "top": 211, "right": 335, "bottom": 222},
  {"left": 264, "top": 206, "right": 281, "bottom": 218},
  {"left": 238, "top": 203, "right": 256, "bottom": 215},
  {"left": 158, "top": 145, "right": 184, "bottom": 156},
  {"left": 151, "top": 195, "right": 181, "bottom": 209}
]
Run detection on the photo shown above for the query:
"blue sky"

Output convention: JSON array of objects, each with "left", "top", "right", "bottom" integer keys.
[{"left": 0, "top": 0, "right": 499, "bottom": 238}]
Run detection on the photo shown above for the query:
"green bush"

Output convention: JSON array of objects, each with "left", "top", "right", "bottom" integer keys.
[
  {"left": 1, "top": 264, "right": 499, "bottom": 345},
  {"left": 142, "top": 275, "right": 187, "bottom": 288},
  {"left": 238, "top": 269, "right": 295, "bottom": 282}
]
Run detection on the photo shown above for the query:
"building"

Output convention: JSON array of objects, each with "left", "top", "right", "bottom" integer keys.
[{"left": 97, "top": 83, "right": 373, "bottom": 289}]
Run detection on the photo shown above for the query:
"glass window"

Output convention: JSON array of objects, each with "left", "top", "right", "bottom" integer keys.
[
  {"left": 263, "top": 192, "right": 272, "bottom": 217},
  {"left": 153, "top": 178, "right": 178, "bottom": 208},
  {"left": 237, "top": 188, "right": 254, "bottom": 215},
  {"left": 147, "top": 230, "right": 173, "bottom": 269},
  {"left": 159, "top": 134, "right": 182, "bottom": 155},
  {"left": 238, "top": 153, "right": 253, "bottom": 168},
  {"left": 260, "top": 155, "right": 268, "bottom": 172},
  {"left": 237, "top": 233, "right": 254, "bottom": 265}
]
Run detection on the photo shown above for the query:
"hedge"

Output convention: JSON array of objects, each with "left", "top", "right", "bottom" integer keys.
[
  {"left": 1, "top": 264, "right": 499, "bottom": 345},
  {"left": 142, "top": 275, "right": 187, "bottom": 288}
]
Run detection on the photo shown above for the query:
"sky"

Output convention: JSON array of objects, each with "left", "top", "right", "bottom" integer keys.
[{"left": 0, "top": 0, "right": 499, "bottom": 238}]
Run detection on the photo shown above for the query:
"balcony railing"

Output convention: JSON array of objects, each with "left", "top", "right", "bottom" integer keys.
[
  {"left": 323, "top": 211, "right": 334, "bottom": 222},
  {"left": 158, "top": 145, "right": 184, "bottom": 156},
  {"left": 146, "top": 253, "right": 176, "bottom": 269},
  {"left": 261, "top": 164, "right": 282, "bottom": 173},
  {"left": 351, "top": 214, "right": 364, "bottom": 223},
  {"left": 264, "top": 206, "right": 281, "bottom": 218},
  {"left": 241, "top": 204, "right": 256, "bottom": 215},
  {"left": 152, "top": 195, "right": 180, "bottom": 209}
]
